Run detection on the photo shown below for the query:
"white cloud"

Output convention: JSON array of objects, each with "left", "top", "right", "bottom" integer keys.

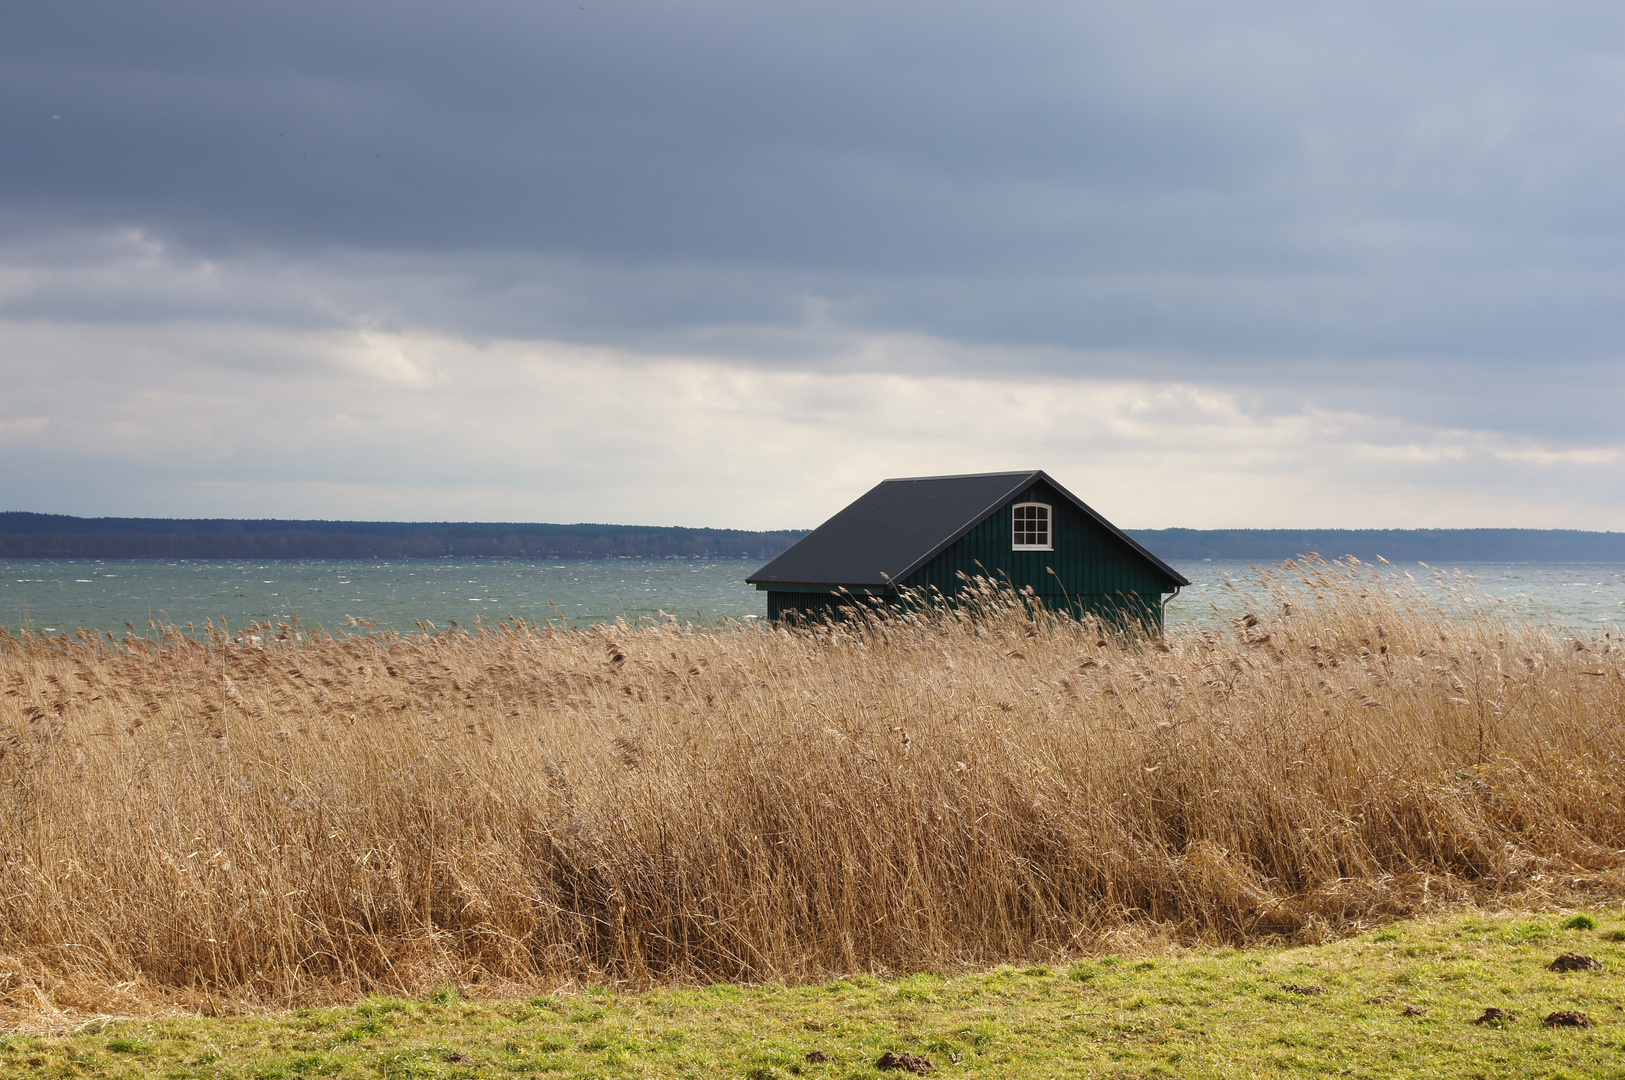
[
  {"left": 1495, "top": 445, "right": 1625, "bottom": 467},
  {"left": 3, "top": 317, "right": 1621, "bottom": 529},
  {"left": 0, "top": 416, "right": 49, "bottom": 442},
  {"left": 345, "top": 331, "right": 440, "bottom": 388}
]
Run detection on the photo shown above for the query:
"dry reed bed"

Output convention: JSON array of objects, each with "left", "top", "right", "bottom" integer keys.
[{"left": 0, "top": 560, "right": 1622, "bottom": 1021}]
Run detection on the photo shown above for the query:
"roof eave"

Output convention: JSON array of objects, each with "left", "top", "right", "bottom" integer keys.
[
  {"left": 745, "top": 469, "right": 1191, "bottom": 591},
  {"left": 1028, "top": 470, "right": 1190, "bottom": 587}
]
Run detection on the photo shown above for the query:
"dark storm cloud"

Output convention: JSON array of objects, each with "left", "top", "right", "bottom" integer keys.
[
  {"left": 5, "top": 2, "right": 1271, "bottom": 258},
  {"left": 2, "top": 1, "right": 1622, "bottom": 439}
]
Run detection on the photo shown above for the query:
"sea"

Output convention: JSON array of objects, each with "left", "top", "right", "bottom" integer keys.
[{"left": 3, "top": 557, "right": 1624, "bottom": 638}]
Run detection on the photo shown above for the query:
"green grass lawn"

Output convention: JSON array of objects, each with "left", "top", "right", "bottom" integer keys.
[{"left": 7, "top": 908, "right": 1624, "bottom": 1079}]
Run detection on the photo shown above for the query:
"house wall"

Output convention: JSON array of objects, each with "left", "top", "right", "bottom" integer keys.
[
  {"left": 766, "top": 590, "right": 890, "bottom": 622},
  {"left": 768, "top": 587, "right": 1161, "bottom": 630},
  {"left": 899, "top": 479, "right": 1177, "bottom": 631}
]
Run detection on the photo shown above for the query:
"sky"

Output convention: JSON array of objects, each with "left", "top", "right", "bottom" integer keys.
[{"left": 2, "top": 1, "right": 1621, "bottom": 530}]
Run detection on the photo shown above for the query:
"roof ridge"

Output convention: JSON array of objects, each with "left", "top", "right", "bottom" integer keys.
[
  {"left": 882, "top": 469, "right": 1040, "bottom": 482},
  {"left": 746, "top": 470, "right": 1188, "bottom": 590}
]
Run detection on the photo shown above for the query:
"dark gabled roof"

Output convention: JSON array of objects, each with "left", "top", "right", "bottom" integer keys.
[{"left": 747, "top": 470, "right": 1189, "bottom": 589}]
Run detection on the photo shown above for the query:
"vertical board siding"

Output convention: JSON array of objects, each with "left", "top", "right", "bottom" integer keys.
[
  {"left": 768, "top": 590, "right": 891, "bottom": 621},
  {"left": 901, "top": 480, "right": 1175, "bottom": 630}
]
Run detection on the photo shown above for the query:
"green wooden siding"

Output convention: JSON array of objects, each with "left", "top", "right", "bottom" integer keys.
[
  {"left": 769, "top": 587, "right": 1160, "bottom": 630},
  {"left": 900, "top": 480, "right": 1175, "bottom": 599},
  {"left": 767, "top": 590, "right": 890, "bottom": 621}
]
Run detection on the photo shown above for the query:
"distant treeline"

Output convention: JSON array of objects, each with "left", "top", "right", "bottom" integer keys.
[
  {"left": 0, "top": 513, "right": 806, "bottom": 560},
  {"left": 1126, "top": 528, "right": 1625, "bottom": 563},
  {"left": 5, "top": 514, "right": 1622, "bottom": 563}
]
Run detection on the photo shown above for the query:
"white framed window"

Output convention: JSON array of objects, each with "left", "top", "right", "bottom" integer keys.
[{"left": 1012, "top": 502, "right": 1052, "bottom": 550}]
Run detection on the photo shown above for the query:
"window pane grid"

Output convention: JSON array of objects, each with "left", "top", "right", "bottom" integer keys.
[{"left": 1013, "top": 503, "right": 1050, "bottom": 548}]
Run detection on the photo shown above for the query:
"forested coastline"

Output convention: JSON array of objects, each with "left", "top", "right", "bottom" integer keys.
[
  {"left": 1127, "top": 527, "right": 1625, "bottom": 563},
  {"left": 0, "top": 513, "right": 805, "bottom": 560},
  {"left": 4, "top": 513, "right": 1624, "bottom": 561}
]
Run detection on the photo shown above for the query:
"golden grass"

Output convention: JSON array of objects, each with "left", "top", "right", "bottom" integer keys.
[{"left": 0, "top": 559, "right": 1621, "bottom": 1025}]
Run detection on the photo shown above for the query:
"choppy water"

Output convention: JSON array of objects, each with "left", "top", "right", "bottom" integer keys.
[
  {"left": 2, "top": 557, "right": 1622, "bottom": 636},
  {"left": 1170, "top": 560, "right": 1625, "bottom": 630}
]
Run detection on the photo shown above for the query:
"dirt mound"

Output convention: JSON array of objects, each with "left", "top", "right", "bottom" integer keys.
[
  {"left": 877, "top": 1051, "right": 934, "bottom": 1074},
  {"left": 1544, "top": 1011, "right": 1593, "bottom": 1028}
]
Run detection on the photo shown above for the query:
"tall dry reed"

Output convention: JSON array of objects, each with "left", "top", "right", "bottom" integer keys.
[{"left": 1, "top": 559, "right": 1622, "bottom": 1022}]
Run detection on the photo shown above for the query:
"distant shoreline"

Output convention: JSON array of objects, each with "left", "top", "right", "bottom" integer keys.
[
  {"left": 3, "top": 513, "right": 1624, "bottom": 562},
  {"left": 0, "top": 513, "right": 805, "bottom": 561},
  {"left": 1125, "top": 527, "right": 1625, "bottom": 563}
]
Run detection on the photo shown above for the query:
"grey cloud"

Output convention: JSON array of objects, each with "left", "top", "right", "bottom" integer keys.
[
  {"left": 10, "top": 3, "right": 1618, "bottom": 258},
  {"left": 2, "top": 1, "right": 1622, "bottom": 469},
  {"left": 6, "top": 3, "right": 1275, "bottom": 260},
  {"left": 1, "top": 234, "right": 1619, "bottom": 446}
]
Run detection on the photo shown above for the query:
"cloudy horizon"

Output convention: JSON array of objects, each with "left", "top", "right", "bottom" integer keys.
[{"left": 4, "top": 1, "right": 1621, "bottom": 530}]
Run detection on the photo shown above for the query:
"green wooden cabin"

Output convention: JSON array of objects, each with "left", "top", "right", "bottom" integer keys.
[{"left": 747, "top": 470, "right": 1189, "bottom": 631}]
